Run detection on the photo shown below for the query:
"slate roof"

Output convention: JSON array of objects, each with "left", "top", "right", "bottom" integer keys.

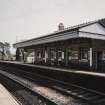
[
  {"left": 61, "top": 18, "right": 105, "bottom": 32},
  {"left": 13, "top": 18, "right": 105, "bottom": 48},
  {"left": 99, "top": 18, "right": 105, "bottom": 28}
]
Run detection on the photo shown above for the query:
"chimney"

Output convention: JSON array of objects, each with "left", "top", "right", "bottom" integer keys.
[{"left": 58, "top": 23, "right": 64, "bottom": 31}]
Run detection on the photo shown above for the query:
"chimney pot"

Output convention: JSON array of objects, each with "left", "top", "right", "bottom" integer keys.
[{"left": 58, "top": 23, "right": 64, "bottom": 31}]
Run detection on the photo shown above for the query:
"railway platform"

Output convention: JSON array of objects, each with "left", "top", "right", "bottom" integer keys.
[
  {"left": 1, "top": 60, "right": 105, "bottom": 77},
  {"left": 0, "top": 83, "right": 20, "bottom": 105},
  {"left": 1, "top": 61, "right": 105, "bottom": 94}
]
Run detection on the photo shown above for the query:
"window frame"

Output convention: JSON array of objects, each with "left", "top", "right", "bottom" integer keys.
[{"left": 80, "top": 47, "right": 89, "bottom": 62}]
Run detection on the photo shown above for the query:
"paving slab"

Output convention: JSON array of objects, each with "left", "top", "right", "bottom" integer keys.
[{"left": 0, "top": 83, "right": 20, "bottom": 105}]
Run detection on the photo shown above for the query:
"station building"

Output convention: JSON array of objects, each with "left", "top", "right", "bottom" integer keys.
[{"left": 13, "top": 19, "right": 105, "bottom": 71}]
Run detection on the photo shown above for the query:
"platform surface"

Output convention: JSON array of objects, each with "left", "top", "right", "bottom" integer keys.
[
  {"left": 0, "top": 83, "right": 20, "bottom": 105},
  {"left": 2, "top": 60, "right": 105, "bottom": 78}
]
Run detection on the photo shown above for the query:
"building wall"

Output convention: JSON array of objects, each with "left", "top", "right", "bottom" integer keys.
[
  {"left": 18, "top": 38, "right": 105, "bottom": 72},
  {"left": 26, "top": 38, "right": 92, "bottom": 70}
]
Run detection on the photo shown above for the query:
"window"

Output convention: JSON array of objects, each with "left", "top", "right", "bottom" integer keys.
[
  {"left": 37, "top": 51, "right": 41, "bottom": 59},
  {"left": 80, "top": 48, "right": 89, "bottom": 61},
  {"left": 102, "top": 50, "right": 105, "bottom": 60},
  {"left": 58, "top": 50, "right": 64, "bottom": 59},
  {"left": 68, "top": 48, "right": 78, "bottom": 60},
  {"left": 41, "top": 50, "right": 45, "bottom": 58},
  {"left": 68, "top": 48, "right": 72, "bottom": 60},
  {"left": 71, "top": 50, "right": 78, "bottom": 60},
  {"left": 58, "top": 51, "right": 62, "bottom": 58},
  {"left": 50, "top": 49, "right": 56, "bottom": 59}
]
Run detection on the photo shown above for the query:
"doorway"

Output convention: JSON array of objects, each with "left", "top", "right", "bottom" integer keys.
[{"left": 97, "top": 51, "right": 102, "bottom": 71}]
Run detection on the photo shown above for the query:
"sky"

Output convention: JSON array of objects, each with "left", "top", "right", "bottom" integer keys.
[{"left": 0, "top": 0, "right": 105, "bottom": 46}]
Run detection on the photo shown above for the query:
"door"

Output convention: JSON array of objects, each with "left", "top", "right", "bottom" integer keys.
[{"left": 97, "top": 51, "right": 102, "bottom": 70}]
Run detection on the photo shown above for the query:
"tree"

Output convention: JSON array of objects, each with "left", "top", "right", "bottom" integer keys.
[
  {"left": 0, "top": 42, "right": 12, "bottom": 60},
  {"left": 4, "top": 42, "right": 12, "bottom": 60}
]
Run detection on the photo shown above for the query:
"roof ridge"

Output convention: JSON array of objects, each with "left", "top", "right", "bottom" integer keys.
[{"left": 14, "top": 18, "right": 104, "bottom": 45}]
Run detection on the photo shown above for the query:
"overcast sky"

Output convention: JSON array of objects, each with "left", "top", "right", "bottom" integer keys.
[{"left": 0, "top": 0, "right": 105, "bottom": 45}]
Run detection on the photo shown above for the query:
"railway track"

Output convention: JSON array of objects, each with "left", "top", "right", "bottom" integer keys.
[
  {"left": 0, "top": 66, "right": 76, "bottom": 105},
  {"left": 0, "top": 73, "right": 56, "bottom": 105},
  {"left": 0, "top": 65, "right": 105, "bottom": 105}
]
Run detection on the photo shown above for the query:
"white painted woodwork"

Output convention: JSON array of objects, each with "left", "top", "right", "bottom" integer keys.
[
  {"left": 90, "top": 48, "right": 92, "bottom": 67},
  {"left": 79, "top": 31, "right": 105, "bottom": 40},
  {"left": 80, "top": 23, "right": 105, "bottom": 35},
  {"left": 45, "top": 50, "right": 48, "bottom": 63}
]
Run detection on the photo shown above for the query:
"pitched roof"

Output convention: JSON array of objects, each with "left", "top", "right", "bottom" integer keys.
[
  {"left": 99, "top": 18, "right": 105, "bottom": 28},
  {"left": 13, "top": 18, "right": 105, "bottom": 48}
]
